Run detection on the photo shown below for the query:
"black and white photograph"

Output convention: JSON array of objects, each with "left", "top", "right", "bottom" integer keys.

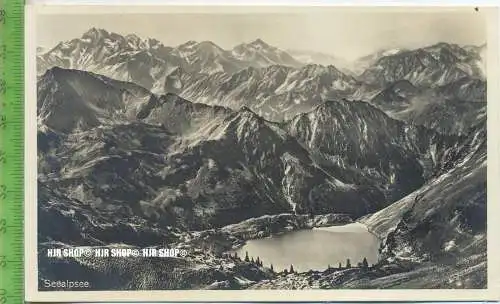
[{"left": 27, "top": 4, "right": 499, "bottom": 301}]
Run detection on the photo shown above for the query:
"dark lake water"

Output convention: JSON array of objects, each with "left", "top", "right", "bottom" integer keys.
[{"left": 235, "top": 223, "right": 380, "bottom": 272}]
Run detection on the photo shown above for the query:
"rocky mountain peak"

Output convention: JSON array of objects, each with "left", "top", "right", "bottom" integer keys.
[
  {"left": 81, "top": 27, "right": 110, "bottom": 41},
  {"left": 249, "top": 38, "right": 270, "bottom": 49},
  {"left": 301, "top": 64, "right": 342, "bottom": 77},
  {"left": 125, "top": 33, "right": 141, "bottom": 42},
  {"left": 176, "top": 40, "right": 198, "bottom": 50},
  {"left": 361, "top": 42, "right": 483, "bottom": 87},
  {"left": 196, "top": 40, "right": 224, "bottom": 51}
]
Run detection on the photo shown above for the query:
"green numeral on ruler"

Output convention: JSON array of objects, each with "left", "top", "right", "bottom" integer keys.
[{"left": 0, "top": 0, "right": 24, "bottom": 303}]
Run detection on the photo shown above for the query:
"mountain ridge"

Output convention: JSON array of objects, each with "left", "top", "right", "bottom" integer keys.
[
  {"left": 38, "top": 67, "right": 479, "bottom": 223},
  {"left": 38, "top": 29, "right": 486, "bottom": 129}
]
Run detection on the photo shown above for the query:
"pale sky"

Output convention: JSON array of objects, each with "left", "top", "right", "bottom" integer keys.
[{"left": 36, "top": 7, "right": 487, "bottom": 61}]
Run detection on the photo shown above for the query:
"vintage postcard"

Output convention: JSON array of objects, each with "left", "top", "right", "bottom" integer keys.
[{"left": 25, "top": 4, "right": 500, "bottom": 302}]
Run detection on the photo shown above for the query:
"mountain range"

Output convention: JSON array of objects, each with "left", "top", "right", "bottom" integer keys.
[
  {"left": 37, "top": 28, "right": 301, "bottom": 89},
  {"left": 37, "top": 28, "right": 486, "bottom": 134},
  {"left": 37, "top": 28, "right": 487, "bottom": 289},
  {"left": 37, "top": 67, "right": 433, "bottom": 228}
]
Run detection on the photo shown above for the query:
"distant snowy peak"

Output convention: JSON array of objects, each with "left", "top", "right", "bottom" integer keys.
[
  {"left": 79, "top": 28, "right": 161, "bottom": 50},
  {"left": 232, "top": 39, "right": 302, "bottom": 68},
  {"left": 80, "top": 27, "right": 109, "bottom": 42},
  {"left": 287, "top": 49, "right": 355, "bottom": 75},
  {"left": 288, "top": 49, "right": 337, "bottom": 64},
  {"left": 348, "top": 48, "right": 406, "bottom": 76},
  {"left": 183, "top": 41, "right": 226, "bottom": 57},
  {"left": 380, "top": 48, "right": 404, "bottom": 57},
  {"left": 38, "top": 28, "right": 177, "bottom": 77},
  {"left": 176, "top": 40, "right": 198, "bottom": 49},
  {"left": 249, "top": 38, "right": 269, "bottom": 48},
  {"left": 37, "top": 30, "right": 307, "bottom": 82},
  {"left": 422, "top": 42, "right": 477, "bottom": 61},
  {"left": 171, "top": 40, "right": 243, "bottom": 74}
]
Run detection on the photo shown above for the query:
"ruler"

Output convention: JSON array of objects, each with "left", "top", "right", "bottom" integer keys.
[{"left": 0, "top": 0, "right": 24, "bottom": 303}]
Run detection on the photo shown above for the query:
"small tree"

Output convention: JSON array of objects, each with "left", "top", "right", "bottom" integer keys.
[
  {"left": 270, "top": 264, "right": 274, "bottom": 273},
  {"left": 328, "top": 264, "right": 331, "bottom": 270},
  {"left": 338, "top": 262, "right": 342, "bottom": 269},
  {"left": 290, "top": 264, "right": 295, "bottom": 274},
  {"left": 245, "top": 251, "right": 250, "bottom": 262},
  {"left": 256, "top": 257, "right": 261, "bottom": 266},
  {"left": 251, "top": 257, "right": 255, "bottom": 263},
  {"left": 346, "top": 258, "right": 351, "bottom": 268},
  {"left": 283, "top": 269, "right": 288, "bottom": 275},
  {"left": 362, "top": 257, "right": 369, "bottom": 270}
]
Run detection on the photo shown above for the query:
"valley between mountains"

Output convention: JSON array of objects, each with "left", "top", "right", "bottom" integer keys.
[{"left": 37, "top": 28, "right": 487, "bottom": 289}]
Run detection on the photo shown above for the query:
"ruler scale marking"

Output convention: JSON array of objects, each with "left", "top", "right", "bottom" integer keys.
[{"left": 0, "top": 0, "right": 24, "bottom": 303}]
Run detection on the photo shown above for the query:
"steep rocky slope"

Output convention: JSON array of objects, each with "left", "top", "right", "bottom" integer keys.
[
  {"left": 370, "top": 77, "right": 486, "bottom": 134},
  {"left": 360, "top": 43, "right": 484, "bottom": 88},
  {"left": 38, "top": 69, "right": 403, "bottom": 232},
  {"left": 38, "top": 68, "right": 477, "bottom": 232},
  {"left": 181, "top": 64, "right": 359, "bottom": 121}
]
